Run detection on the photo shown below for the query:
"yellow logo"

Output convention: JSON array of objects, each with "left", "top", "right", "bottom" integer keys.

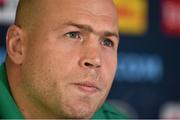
[{"left": 114, "top": 0, "right": 148, "bottom": 35}]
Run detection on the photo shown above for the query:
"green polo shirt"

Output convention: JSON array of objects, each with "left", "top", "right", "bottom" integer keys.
[{"left": 0, "top": 63, "right": 128, "bottom": 119}]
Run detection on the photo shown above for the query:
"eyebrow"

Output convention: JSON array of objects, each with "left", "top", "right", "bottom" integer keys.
[{"left": 63, "top": 22, "right": 119, "bottom": 39}]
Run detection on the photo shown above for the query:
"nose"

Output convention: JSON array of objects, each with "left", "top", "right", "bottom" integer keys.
[
  {"left": 79, "top": 36, "right": 102, "bottom": 69},
  {"left": 79, "top": 44, "right": 102, "bottom": 69},
  {"left": 79, "top": 57, "right": 101, "bottom": 69}
]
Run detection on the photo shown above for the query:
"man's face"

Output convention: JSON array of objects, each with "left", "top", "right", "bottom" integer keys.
[{"left": 21, "top": 0, "right": 119, "bottom": 118}]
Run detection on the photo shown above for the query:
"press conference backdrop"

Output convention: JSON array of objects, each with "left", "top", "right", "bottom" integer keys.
[{"left": 0, "top": 0, "right": 180, "bottom": 119}]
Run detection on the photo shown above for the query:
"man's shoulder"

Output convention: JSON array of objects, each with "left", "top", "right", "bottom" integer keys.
[
  {"left": 92, "top": 102, "right": 128, "bottom": 119},
  {"left": 0, "top": 63, "right": 6, "bottom": 85},
  {"left": 0, "top": 63, "right": 4, "bottom": 73},
  {"left": 0, "top": 63, "right": 24, "bottom": 119},
  {"left": 0, "top": 63, "right": 8, "bottom": 88}
]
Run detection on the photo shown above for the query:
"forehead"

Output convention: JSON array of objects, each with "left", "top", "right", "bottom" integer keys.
[
  {"left": 40, "top": 0, "right": 118, "bottom": 31},
  {"left": 44, "top": 0, "right": 115, "bottom": 10},
  {"left": 42, "top": 0, "right": 117, "bottom": 19}
]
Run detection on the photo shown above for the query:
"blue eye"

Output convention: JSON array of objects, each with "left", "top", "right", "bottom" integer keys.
[
  {"left": 66, "top": 32, "right": 81, "bottom": 39},
  {"left": 101, "top": 39, "right": 114, "bottom": 47}
]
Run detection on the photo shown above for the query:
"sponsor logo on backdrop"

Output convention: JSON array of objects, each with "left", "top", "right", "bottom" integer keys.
[
  {"left": 0, "top": 0, "right": 5, "bottom": 7},
  {"left": 115, "top": 53, "right": 163, "bottom": 83},
  {"left": 161, "top": 0, "right": 180, "bottom": 36},
  {"left": 114, "top": 0, "right": 148, "bottom": 35},
  {"left": 0, "top": 0, "right": 19, "bottom": 24}
]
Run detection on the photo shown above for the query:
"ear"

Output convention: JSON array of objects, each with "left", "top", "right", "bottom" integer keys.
[{"left": 6, "top": 25, "right": 26, "bottom": 65}]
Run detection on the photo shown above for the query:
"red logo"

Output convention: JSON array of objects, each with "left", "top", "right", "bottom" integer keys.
[
  {"left": 0, "top": 0, "right": 5, "bottom": 7},
  {"left": 161, "top": 0, "right": 180, "bottom": 36}
]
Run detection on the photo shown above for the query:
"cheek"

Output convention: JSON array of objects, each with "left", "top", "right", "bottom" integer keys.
[
  {"left": 104, "top": 53, "right": 117, "bottom": 76},
  {"left": 101, "top": 53, "right": 117, "bottom": 88},
  {"left": 21, "top": 50, "right": 68, "bottom": 108},
  {"left": 22, "top": 43, "right": 60, "bottom": 87},
  {"left": 22, "top": 45, "right": 79, "bottom": 98}
]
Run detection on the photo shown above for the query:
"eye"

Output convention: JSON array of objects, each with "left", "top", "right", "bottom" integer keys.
[
  {"left": 65, "top": 31, "right": 81, "bottom": 39},
  {"left": 101, "top": 38, "right": 114, "bottom": 47}
]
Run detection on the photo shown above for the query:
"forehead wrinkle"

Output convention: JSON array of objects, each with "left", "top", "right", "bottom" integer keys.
[
  {"left": 63, "top": 22, "right": 119, "bottom": 39},
  {"left": 64, "top": 22, "right": 93, "bottom": 33}
]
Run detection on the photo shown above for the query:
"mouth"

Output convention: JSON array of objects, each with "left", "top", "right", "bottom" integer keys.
[{"left": 73, "top": 82, "right": 100, "bottom": 94}]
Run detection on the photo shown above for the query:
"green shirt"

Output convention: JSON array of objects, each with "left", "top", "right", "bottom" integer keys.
[{"left": 0, "top": 64, "right": 128, "bottom": 119}]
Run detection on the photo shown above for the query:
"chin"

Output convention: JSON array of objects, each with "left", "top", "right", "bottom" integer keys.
[
  {"left": 71, "top": 113, "right": 93, "bottom": 119},
  {"left": 61, "top": 110, "right": 94, "bottom": 119},
  {"left": 61, "top": 102, "right": 97, "bottom": 119}
]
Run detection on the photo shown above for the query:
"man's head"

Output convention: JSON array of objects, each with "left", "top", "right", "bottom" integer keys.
[{"left": 5, "top": 0, "right": 119, "bottom": 118}]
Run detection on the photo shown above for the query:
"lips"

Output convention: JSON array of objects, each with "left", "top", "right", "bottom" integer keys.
[{"left": 73, "top": 82, "right": 100, "bottom": 94}]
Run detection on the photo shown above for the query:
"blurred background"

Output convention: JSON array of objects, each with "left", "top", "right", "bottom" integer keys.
[{"left": 0, "top": 0, "right": 180, "bottom": 119}]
